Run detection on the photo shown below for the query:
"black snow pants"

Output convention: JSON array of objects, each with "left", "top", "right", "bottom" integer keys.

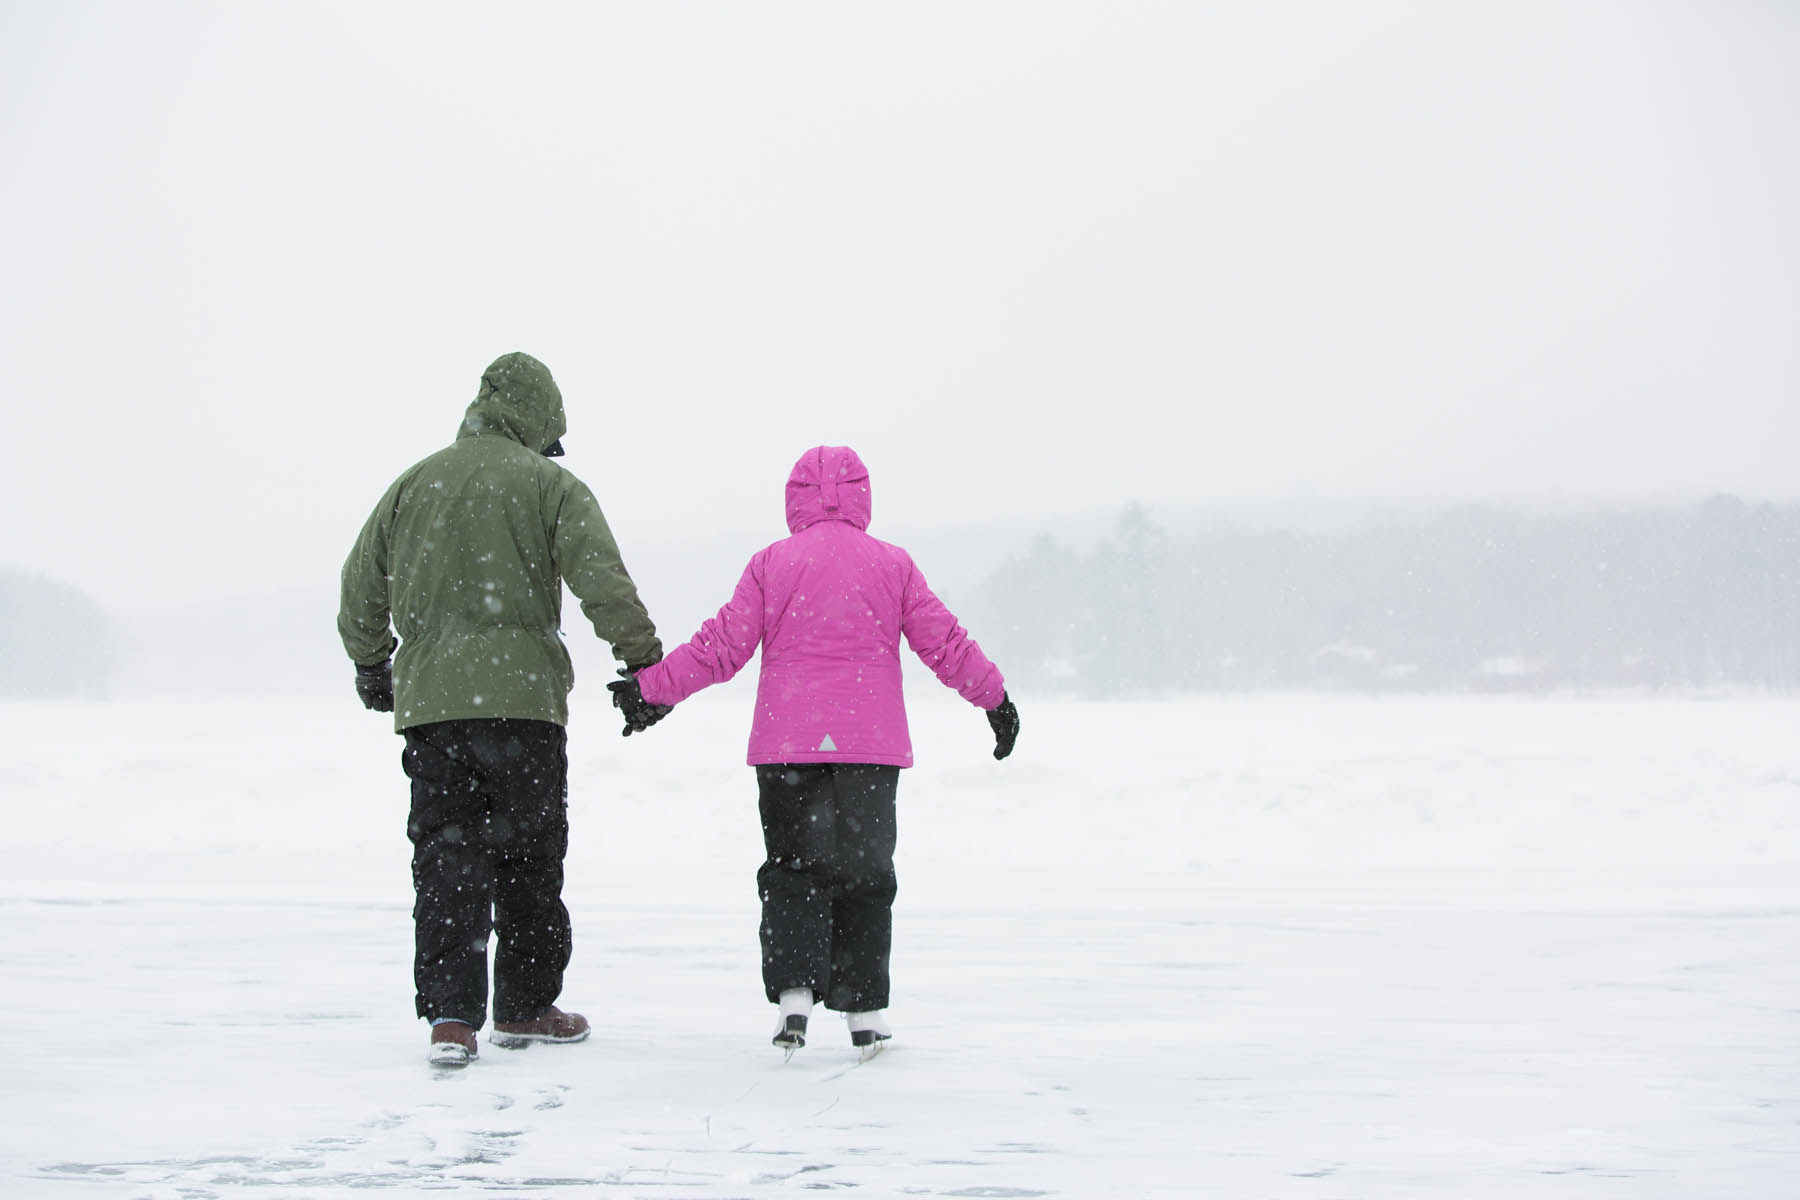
[
  {"left": 755, "top": 763, "right": 899, "bottom": 1012},
  {"left": 402, "top": 717, "right": 571, "bottom": 1027}
]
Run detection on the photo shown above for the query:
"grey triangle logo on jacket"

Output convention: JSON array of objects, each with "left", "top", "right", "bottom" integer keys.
[{"left": 818, "top": 734, "right": 837, "bottom": 752}]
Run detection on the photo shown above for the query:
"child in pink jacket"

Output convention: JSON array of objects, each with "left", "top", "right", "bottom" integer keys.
[{"left": 614, "top": 445, "right": 1019, "bottom": 1052}]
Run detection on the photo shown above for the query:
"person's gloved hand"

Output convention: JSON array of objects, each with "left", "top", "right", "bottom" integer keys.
[
  {"left": 986, "top": 693, "right": 1019, "bottom": 760},
  {"left": 608, "top": 667, "right": 673, "bottom": 736},
  {"left": 355, "top": 659, "right": 394, "bottom": 712}
]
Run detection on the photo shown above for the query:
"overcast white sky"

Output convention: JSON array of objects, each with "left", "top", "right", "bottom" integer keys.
[{"left": 3, "top": 1, "right": 1797, "bottom": 604}]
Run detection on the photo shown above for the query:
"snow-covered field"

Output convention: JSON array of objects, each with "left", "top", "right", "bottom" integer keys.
[{"left": 3, "top": 689, "right": 1797, "bottom": 1198}]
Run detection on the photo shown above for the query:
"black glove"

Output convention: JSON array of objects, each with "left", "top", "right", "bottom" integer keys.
[
  {"left": 607, "top": 668, "right": 673, "bottom": 736},
  {"left": 986, "top": 693, "right": 1019, "bottom": 760},
  {"left": 354, "top": 660, "right": 394, "bottom": 713}
]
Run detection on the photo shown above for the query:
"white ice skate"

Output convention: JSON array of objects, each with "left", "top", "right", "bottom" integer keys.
[
  {"left": 846, "top": 1010, "right": 891, "bottom": 1060},
  {"left": 773, "top": 988, "right": 814, "bottom": 1059}
]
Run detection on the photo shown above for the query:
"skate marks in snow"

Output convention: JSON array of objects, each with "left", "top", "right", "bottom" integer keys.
[
  {"left": 30, "top": 1044, "right": 1072, "bottom": 1198},
  {"left": 5, "top": 895, "right": 1084, "bottom": 1198},
  {"left": 813, "top": 1038, "right": 886, "bottom": 1081},
  {"left": 19, "top": 895, "right": 1800, "bottom": 1196},
  {"left": 614, "top": 1041, "right": 1072, "bottom": 1197},
  {"left": 37, "top": 1083, "right": 601, "bottom": 1194}
]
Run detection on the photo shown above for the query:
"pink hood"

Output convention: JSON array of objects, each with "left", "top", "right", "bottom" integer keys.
[
  {"left": 785, "top": 445, "right": 872, "bottom": 534},
  {"left": 636, "top": 445, "right": 1005, "bottom": 767}
]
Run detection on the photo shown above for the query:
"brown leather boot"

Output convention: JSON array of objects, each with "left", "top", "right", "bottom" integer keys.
[
  {"left": 428, "top": 1020, "right": 478, "bottom": 1067},
  {"left": 491, "top": 1005, "right": 590, "bottom": 1048}
]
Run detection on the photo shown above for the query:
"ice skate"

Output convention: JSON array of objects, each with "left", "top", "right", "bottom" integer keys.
[
  {"left": 773, "top": 987, "right": 814, "bottom": 1058},
  {"left": 847, "top": 1010, "right": 891, "bottom": 1059},
  {"left": 773, "top": 1013, "right": 808, "bottom": 1053}
]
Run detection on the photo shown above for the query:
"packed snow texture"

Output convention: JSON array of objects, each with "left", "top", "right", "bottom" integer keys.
[{"left": 3, "top": 690, "right": 1796, "bottom": 1198}]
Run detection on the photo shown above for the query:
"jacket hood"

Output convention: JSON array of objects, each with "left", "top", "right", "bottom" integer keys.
[
  {"left": 785, "top": 445, "right": 872, "bottom": 534},
  {"left": 457, "top": 352, "right": 567, "bottom": 456}
]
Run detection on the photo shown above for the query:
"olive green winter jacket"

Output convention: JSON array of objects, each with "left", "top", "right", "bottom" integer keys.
[{"left": 337, "top": 352, "right": 662, "bottom": 731}]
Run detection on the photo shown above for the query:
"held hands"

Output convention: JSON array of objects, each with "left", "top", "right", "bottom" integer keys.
[
  {"left": 986, "top": 693, "right": 1019, "bottom": 760},
  {"left": 354, "top": 644, "right": 395, "bottom": 712},
  {"left": 608, "top": 667, "right": 674, "bottom": 736}
]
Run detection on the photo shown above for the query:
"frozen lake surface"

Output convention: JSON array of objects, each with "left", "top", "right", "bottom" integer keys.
[{"left": 3, "top": 691, "right": 1796, "bottom": 1198}]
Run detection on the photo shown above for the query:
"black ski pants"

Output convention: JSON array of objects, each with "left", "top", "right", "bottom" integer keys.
[
  {"left": 755, "top": 763, "right": 899, "bottom": 1012},
  {"left": 402, "top": 717, "right": 570, "bottom": 1027}
]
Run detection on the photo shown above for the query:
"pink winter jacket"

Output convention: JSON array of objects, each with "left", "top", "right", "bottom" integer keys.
[{"left": 634, "top": 446, "right": 1006, "bottom": 767}]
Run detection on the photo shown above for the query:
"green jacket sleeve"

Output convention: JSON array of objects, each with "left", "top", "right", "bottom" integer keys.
[
  {"left": 551, "top": 475, "right": 663, "bottom": 668},
  {"left": 338, "top": 481, "right": 399, "bottom": 666}
]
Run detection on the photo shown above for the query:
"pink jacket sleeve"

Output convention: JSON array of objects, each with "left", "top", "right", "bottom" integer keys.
[
  {"left": 635, "top": 557, "right": 766, "bottom": 707},
  {"left": 899, "top": 560, "right": 1007, "bottom": 710}
]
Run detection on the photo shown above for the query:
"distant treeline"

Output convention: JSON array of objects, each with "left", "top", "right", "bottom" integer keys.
[
  {"left": 8, "top": 496, "right": 1798, "bottom": 701},
  {"left": 0, "top": 567, "right": 116, "bottom": 698},
  {"left": 968, "top": 496, "right": 1800, "bottom": 694}
]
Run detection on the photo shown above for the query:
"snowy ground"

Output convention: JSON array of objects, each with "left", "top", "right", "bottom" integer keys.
[{"left": 3, "top": 689, "right": 1798, "bottom": 1198}]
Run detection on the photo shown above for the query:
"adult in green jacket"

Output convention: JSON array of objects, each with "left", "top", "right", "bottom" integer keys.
[{"left": 338, "top": 351, "right": 667, "bottom": 1067}]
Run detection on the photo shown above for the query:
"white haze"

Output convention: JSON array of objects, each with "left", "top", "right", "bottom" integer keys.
[{"left": 2, "top": 1, "right": 1798, "bottom": 607}]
